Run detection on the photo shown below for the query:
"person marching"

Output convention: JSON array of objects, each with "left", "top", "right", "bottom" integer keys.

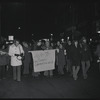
[
  {"left": 43, "top": 41, "right": 53, "bottom": 77},
  {"left": 65, "top": 40, "right": 72, "bottom": 75},
  {"left": 22, "top": 41, "right": 31, "bottom": 76},
  {"left": 8, "top": 39, "right": 24, "bottom": 82},
  {"left": 57, "top": 43, "right": 66, "bottom": 75},
  {"left": 80, "top": 37, "right": 92, "bottom": 79},
  {"left": 32, "top": 41, "right": 41, "bottom": 78},
  {"left": 70, "top": 40, "right": 81, "bottom": 80},
  {"left": 0, "top": 44, "right": 10, "bottom": 80},
  {"left": 95, "top": 40, "right": 100, "bottom": 72}
]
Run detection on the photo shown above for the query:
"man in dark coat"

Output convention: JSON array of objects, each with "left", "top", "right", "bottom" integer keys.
[
  {"left": 70, "top": 40, "right": 81, "bottom": 80},
  {"left": 80, "top": 37, "right": 92, "bottom": 79},
  {"left": 65, "top": 40, "right": 72, "bottom": 75}
]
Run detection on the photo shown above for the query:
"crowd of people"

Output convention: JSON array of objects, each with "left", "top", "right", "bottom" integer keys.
[{"left": 0, "top": 36, "right": 100, "bottom": 82}]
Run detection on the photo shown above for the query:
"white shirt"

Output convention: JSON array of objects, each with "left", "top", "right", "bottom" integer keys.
[{"left": 8, "top": 44, "right": 24, "bottom": 66}]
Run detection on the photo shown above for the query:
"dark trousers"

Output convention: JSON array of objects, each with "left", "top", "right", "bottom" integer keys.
[
  {"left": 81, "top": 60, "right": 90, "bottom": 78},
  {"left": 0, "top": 65, "right": 6, "bottom": 79},
  {"left": 12, "top": 66, "right": 21, "bottom": 81},
  {"left": 66, "top": 59, "right": 72, "bottom": 73}
]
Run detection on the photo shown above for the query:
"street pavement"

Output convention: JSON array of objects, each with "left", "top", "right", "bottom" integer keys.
[{"left": 0, "top": 62, "right": 100, "bottom": 99}]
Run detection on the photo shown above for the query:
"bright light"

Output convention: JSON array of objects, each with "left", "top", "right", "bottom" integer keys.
[
  {"left": 67, "top": 37, "right": 69, "bottom": 40},
  {"left": 18, "top": 27, "right": 21, "bottom": 29},
  {"left": 43, "top": 39, "right": 49, "bottom": 41},
  {"left": 90, "top": 38, "right": 92, "bottom": 41},
  {"left": 97, "top": 31, "right": 100, "bottom": 33},
  {"left": 6, "top": 42, "right": 9, "bottom": 44},
  {"left": 61, "top": 38, "right": 64, "bottom": 42},
  {"left": 51, "top": 34, "right": 53, "bottom": 36},
  {"left": 8, "top": 36, "right": 14, "bottom": 41}
]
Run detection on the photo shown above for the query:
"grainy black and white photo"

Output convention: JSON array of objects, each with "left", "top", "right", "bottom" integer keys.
[{"left": 0, "top": 0, "right": 100, "bottom": 99}]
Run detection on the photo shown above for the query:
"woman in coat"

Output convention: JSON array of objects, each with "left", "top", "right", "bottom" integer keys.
[{"left": 8, "top": 39, "right": 24, "bottom": 82}]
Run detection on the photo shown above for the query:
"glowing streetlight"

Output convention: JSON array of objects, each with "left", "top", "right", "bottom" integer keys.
[
  {"left": 97, "top": 31, "right": 100, "bottom": 33},
  {"left": 51, "top": 34, "right": 53, "bottom": 36},
  {"left": 61, "top": 38, "right": 64, "bottom": 43},
  {"left": 32, "top": 34, "right": 34, "bottom": 36},
  {"left": 50, "top": 33, "right": 53, "bottom": 41},
  {"left": 18, "top": 27, "right": 21, "bottom": 30},
  {"left": 67, "top": 37, "right": 69, "bottom": 40},
  {"left": 90, "top": 38, "right": 92, "bottom": 41}
]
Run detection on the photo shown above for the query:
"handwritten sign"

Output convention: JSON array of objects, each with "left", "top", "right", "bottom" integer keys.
[{"left": 30, "top": 50, "right": 55, "bottom": 72}]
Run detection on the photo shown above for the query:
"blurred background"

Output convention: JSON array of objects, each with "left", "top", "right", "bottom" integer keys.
[{"left": 0, "top": 0, "right": 100, "bottom": 42}]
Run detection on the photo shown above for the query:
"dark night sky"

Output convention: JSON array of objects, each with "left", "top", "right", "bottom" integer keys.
[{"left": 1, "top": 0, "right": 100, "bottom": 41}]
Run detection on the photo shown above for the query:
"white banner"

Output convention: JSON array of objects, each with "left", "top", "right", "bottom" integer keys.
[{"left": 30, "top": 50, "right": 55, "bottom": 72}]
